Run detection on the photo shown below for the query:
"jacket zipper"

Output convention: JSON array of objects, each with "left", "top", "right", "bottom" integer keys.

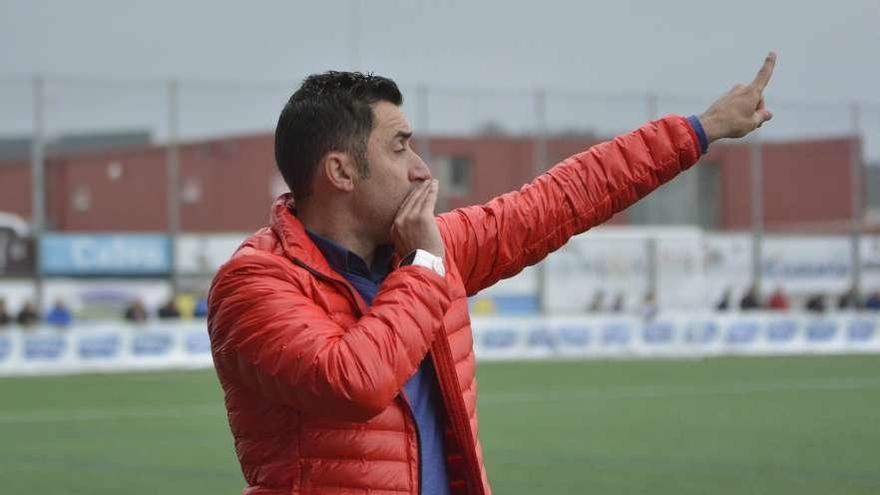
[
  {"left": 401, "top": 393, "right": 422, "bottom": 495},
  {"left": 292, "top": 258, "right": 369, "bottom": 314},
  {"left": 430, "top": 342, "right": 484, "bottom": 495}
]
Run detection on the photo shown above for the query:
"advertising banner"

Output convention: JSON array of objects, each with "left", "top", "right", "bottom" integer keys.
[
  {"left": 1, "top": 313, "right": 878, "bottom": 377},
  {"left": 40, "top": 234, "right": 171, "bottom": 276}
]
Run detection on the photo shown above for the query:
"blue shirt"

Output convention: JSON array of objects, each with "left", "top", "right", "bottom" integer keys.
[{"left": 307, "top": 231, "right": 450, "bottom": 495}]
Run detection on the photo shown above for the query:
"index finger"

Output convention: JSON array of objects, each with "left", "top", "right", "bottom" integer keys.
[
  {"left": 395, "top": 180, "right": 430, "bottom": 217},
  {"left": 751, "top": 52, "right": 777, "bottom": 91},
  {"left": 419, "top": 179, "right": 440, "bottom": 217}
]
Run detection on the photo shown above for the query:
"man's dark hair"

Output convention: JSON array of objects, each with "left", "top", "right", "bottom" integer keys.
[{"left": 274, "top": 71, "right": 403, "bottom": 200}]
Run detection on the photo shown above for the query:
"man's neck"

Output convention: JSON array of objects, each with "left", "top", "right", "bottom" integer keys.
[{"left": 297, "top": 203, "right": 379, "bottom": 267}]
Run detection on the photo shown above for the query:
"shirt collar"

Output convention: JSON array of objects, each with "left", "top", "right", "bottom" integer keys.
[{"left": 306, "top": 230, "right": 394, "bottom": 282}]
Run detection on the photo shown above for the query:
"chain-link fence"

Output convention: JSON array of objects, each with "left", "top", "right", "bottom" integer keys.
[{"left": 0, "top": 74, "right": 878, "bottom": 315}]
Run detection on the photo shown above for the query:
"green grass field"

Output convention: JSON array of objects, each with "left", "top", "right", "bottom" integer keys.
[{"left": 1, "top": 355, "right": 879, "bottom": 494}]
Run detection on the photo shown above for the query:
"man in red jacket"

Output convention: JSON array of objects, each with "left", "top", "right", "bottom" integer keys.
[{"left": 208, "top": 53, "right": 777, "bottom": 494}]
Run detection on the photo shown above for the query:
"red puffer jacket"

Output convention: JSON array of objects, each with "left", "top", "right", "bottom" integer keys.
[{"left": 208, "top": 115, "right": 701, "bottom": 494}]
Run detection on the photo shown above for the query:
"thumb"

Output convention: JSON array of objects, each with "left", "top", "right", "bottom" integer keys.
[{"left": 754, "top": 109, "right": 773, "bottom": 127}]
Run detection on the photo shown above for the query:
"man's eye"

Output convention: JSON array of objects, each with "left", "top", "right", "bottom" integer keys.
[{"left": 395, "top": 148, "right": 406, "bottom": 153}]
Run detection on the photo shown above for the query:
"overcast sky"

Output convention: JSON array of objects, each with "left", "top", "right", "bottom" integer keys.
[{"left": 2, "top": 0, "right": 879, "bottom": 158}]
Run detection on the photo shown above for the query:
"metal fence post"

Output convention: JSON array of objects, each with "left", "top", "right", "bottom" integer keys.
[
  {"left": 167, "top": 80, "right": 181, "bottom": 297},
  {"left": 416, "top": 83, "right": 436, "bottom": 208},
  {"left": 348, "top": 0, "right": 362, "bottom": 70},
  {"left": 646, "top": 92, "right": 658, "bottom": 121},
  {"left": 750, "top": 133, "right": 764, "bottom": 298},
  {"left": 30, "top": 74, "right": 46, "bottom": 312},
  {"left": 850, "top": 101, "right": 864, "bottom": 301},
  {"left": 534, "top": 88, "right": 549, "bottom": 314},
  {"left": 646, "top": 237, "right": 658, "bottom": 304}
]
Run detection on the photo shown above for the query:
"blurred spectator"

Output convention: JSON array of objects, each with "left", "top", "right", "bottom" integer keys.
[
  {"left": 610, "top": 292, "right": 626, "bottom": 313},
  {"left": 16, "top": 301, "right": 40, "bottom": 327},
  {"left": 194, "top": 295, "right": 209, "bottom": 318},
  {"left": 588, "top": 290, "right": 605, "bottom": 312},
  {"left": 45, "top": 299, "right": 73, "bottom": 328},
  {"left": 640, "top": 291, "right": 658, "bottom": 321},
  {"left": 0, "top": 298, "right": 10, "bottom": 326},
  {"left": 837, "top": 287, "right": 862, "bottom": 310},
  {"left": 175, "top": 293, "right": 196, "bottom": 319},
  {"left": 124, "top": 300, "right": 148, "bottom": 323},
  {"left": 715, "top": 287, "right": 732, "bottom": 311},
  {"left": 864, "top": 291, "right": 880, "bottom": 311},
  {"left": 158, "top": 298, "right": 181, "bottom": 319},
  {"left": 766, "top": 286, "right": 790, "bottom": 311},
  {"left": 739, "top": 285, "right": 762, "bottom": 311},
  {"left": 805, "top": 294, "right": 826, "bottom": 313}
]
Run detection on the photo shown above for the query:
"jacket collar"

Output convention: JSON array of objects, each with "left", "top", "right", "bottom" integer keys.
[
  {"left": 268, "top": 194, "right": 392, "bottom": 316},
  {"left": 269, "top": 193, "right": 345, "bottom": 281}
]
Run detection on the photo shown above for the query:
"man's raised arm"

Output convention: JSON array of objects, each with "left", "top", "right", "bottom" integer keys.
[{"left": 437, "top": 52, "right": 777, "bottom": 296}]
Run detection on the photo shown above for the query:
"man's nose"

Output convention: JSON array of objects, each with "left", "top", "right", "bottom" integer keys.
[{"left": 409, "top": 156, "right": 433, "bottom": 182}]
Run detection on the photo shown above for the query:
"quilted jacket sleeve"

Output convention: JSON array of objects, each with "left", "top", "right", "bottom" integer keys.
[
  {"left": 207, "top": 251, "right": 451, "bottom": 422},
  {"left": 437, "top": 115, "right": 701, "bottom": 296}
]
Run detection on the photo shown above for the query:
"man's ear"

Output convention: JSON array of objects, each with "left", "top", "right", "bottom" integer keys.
[{"left": 321, "top": 151, "right": 358, "bottom": 193}]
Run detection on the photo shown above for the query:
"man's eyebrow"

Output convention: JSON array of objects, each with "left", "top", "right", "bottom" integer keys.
[{"left": 393, "top": 131, "right": 413, "bottom": 141}]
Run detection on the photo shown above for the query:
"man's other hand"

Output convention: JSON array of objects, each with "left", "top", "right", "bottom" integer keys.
[
  {"left": 699, "top": 52, "right": 777, "bottom": 142},
  {"left": 391, "top": 179, "right": 445, "bottom": 259}
]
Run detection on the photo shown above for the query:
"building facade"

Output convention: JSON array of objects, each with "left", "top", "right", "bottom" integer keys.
[{"left": 0, "top": 131, "right": 863, "bottom": 234}]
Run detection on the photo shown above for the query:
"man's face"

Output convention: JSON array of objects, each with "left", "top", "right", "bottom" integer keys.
[{"left": 352, "top": 101, "right": 432, "bottom": 244}]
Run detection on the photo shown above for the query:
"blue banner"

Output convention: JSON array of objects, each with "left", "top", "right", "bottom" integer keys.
[
  {"left": 185, "top": 330, "right": 211, "bottom": 354},
  {"left": 848, "top": 320, "right": 876, "bottom": 341},
  {"left": 40, "top": 234, "right": 171, "bottom": 276},
  {"left": 767, "top": 320, "right": 798, "bottom": 343},
  {"left": 684, "top": 321, "right": 719, "bottom": 344},
  {"left": 24, "top": 335, "right": 66, "bottom": 360},
  {"left": 78, "top": 334, "right": 122, "bottom": 360},
  {"left": 132, "top": 332, "right": 174, "bottom": 357},
  {"left": 0, "top": 336, "right": 11, "bottom": 362}
]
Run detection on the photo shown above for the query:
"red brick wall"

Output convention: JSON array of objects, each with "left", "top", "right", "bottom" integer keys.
[
  {"left": 420, "top": 135, "right": 631, "bottom": 223},
  {"left": 176, "top": 135, "right": 276, "bottom": 232},
  {"left": 0, "top": 160, "right": 31, "bottom": 219},
  {"left": 46, "top": 148, "right": 168, "bottom": 231},
  {"left": 425, "top": 136, "right": 535, "bottom": 210},
  {"left": 0, "top": 135, "right": 279, "bottom": 232},
  {"left": 0, "top": 134, "right": 860, "bottom": 233},
  {"left": 715, "top": 137, "right": 857, "bottom": 230}
]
